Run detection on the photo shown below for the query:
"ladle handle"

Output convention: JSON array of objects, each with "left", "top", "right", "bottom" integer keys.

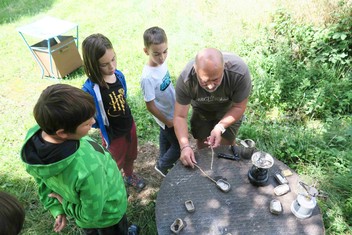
[{"left": 193, "top": 163, "right": 217, "bottom": 184}]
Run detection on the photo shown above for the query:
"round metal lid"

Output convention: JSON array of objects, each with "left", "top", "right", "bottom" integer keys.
[{"left": 251, "top": 151, "right": 274, "bottom": 168}]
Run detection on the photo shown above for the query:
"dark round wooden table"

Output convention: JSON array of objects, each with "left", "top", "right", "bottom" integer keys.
[{"left": 155, "top": 146, "right": 325, "bottom": 235}]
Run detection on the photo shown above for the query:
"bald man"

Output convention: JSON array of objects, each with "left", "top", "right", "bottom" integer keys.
[{"left": 174, "top": 48, "right": 252, "bottom": 167}]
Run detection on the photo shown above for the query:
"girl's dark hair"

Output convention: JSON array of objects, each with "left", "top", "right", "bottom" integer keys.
[
  {"left": 33, "top": 84, "right": 96, "bottom": 135},
  {"left": 0, "top": 191, "right": 25, "bottom": 235},
  {"left": 82, "top": 33, "right": 113, "bottom": 88},
  {"left": 143, "top": 26, "right": 167, "bottom": 48}
]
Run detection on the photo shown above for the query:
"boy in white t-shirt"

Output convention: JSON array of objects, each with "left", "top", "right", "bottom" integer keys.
[{"left": 140, "top": 26, "right": 180, "bottom": 177}]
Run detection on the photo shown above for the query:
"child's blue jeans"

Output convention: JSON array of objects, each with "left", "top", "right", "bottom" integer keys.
[{"left": 158, "top": 126, "right": 180, "bottom": 171}]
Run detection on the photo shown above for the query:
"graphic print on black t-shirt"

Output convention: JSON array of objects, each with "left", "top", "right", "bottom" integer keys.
[
  {"left": 107, "top": 88, "right": 126, "bottom": 117},
  {"left": 100, "top": 78, "right": 132, "bottom": 138}
]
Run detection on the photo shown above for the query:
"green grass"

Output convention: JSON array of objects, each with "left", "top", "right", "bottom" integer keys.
[{"left": 0, "top": 0, "right": 351, "bottom": 234}]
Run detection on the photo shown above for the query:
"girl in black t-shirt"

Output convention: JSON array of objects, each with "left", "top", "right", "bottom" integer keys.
[{"left": 82, "top": 33, "right": 145, "bottom": 192}]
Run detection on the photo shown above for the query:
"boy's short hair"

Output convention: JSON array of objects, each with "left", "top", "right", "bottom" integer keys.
[
  {"left": 0, "top": 191, "right": 25, "bottom": 235},
  {"left": 143, "top": 26, "right": 167, "bottom": 48},
  {"left": 33, "top": 84, "right": 96, "bottom": 135}
]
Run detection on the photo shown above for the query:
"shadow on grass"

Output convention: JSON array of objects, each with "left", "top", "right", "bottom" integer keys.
[
  {"left": 1, "top": 172, "right": 83, "bottom": 234},
  {"left": 127, "top": 198, "right": 157, "bottom": 235},
  {"left": 0, "top": 0, "right": 55, "bottom": 25},
  {"left": 62, "top": 66, "right": 86, "bottom": 80}
]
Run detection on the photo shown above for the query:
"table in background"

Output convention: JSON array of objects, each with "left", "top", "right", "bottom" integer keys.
[
  {"left": 17, "top": 16, "right": 81, "bottom": 79},
  {"left": 156, "top": 146, "right": 325, "bottom": 235}
]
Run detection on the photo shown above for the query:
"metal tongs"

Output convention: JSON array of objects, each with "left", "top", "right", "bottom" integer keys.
[{"left": 299, "top": 181, "right": 328, "bottom": 199}]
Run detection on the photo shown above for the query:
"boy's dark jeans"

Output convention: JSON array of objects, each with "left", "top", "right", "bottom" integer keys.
[
  {"left": 83, "top": 214, "right": 128, "bottom": 235},
  {"left": 158, "top": 126, "right": 180, "bottom": 170}
]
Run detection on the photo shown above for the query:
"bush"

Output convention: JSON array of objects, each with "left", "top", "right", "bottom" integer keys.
[{"left": 248, "top": 3, "right": 352, "bottom": 120}]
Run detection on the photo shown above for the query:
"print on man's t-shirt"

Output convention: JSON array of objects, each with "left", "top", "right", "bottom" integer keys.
[{"left": 107, "top": 88, "right": 126, "bottom": 117}]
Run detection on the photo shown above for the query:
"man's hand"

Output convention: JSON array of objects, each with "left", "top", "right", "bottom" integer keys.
[
  {"left": 54, "top": 214, "right": 67, "bottom": 232},
  {"left": 207, "top": 125, "right": 223, "bottom": 148},
  {"left": 180, "top": 146, "right": 196, "bottom": 168}
]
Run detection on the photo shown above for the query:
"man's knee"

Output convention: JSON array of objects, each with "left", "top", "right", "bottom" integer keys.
[
  {"left": 220, "top": 138, "right": 236, "bottom": 146},
  {"left": 196, "top": 139, "right": 208, "bottom": 149}
]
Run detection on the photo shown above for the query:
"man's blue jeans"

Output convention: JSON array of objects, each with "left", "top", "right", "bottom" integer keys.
[{"left": 158, "top": 126, "right": 180, "bottom": 171}]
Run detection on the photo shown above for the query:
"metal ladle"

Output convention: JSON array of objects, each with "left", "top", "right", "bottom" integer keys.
[{"left": 193, "top": 163, "right": 231, "bottom": 192}]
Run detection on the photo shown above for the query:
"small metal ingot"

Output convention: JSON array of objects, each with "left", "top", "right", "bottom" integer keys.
[
  {"left": 270, "top": 199, "right": 283, "bottom": 215},
  {"left": 281, "top": 169, "right": 293, "bottom": 177},
  {"left": 185, "top": 200, "right": 195, "bottom": 212},
  {"left": 274, "top": 184, "right": 290, "bottom": 196},
  {"left": 216, "top": 179, "right": 231, "bottom": 192},
  {"left": 170, "top": 218, "right": 185, "bottom": 234}
]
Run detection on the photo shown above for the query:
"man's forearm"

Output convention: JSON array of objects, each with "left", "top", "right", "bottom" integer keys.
[
  {"left": 218, "top": 99, "right": 248, "bottom": 128},
  {"left": 173, "top": 116, "right": 190, "bottom": 147}
]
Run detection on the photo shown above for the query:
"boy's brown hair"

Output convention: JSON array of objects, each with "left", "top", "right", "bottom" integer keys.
[
  {"left": 33, "top": 84, "right": 95, "bottom": 135},
  {"left": 0, "top": 191, "right": 25, "bottom": 235},
  {"left": 143, "top": 26, "right": 167, "bottom": 48}
]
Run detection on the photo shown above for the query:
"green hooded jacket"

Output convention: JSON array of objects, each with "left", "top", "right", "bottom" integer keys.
[{"left": 21, "top": 125, "right": 127, "bottom": 229}]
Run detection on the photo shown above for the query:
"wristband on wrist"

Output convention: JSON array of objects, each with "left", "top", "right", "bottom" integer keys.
[
  {"left": 214, "top": 123, "right": 226, "bottom": 134},
  {"left": 181, "top": 145, "right": 192, "bottom": 152}
]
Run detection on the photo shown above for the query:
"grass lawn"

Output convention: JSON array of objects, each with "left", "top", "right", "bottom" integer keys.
[{"left": 1, "top": 0, "right": 351, "bottom": 234}]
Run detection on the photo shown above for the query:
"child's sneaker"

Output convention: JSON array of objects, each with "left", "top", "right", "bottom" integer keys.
[
  {"left": 124, "top": 174, "right": 146, "bottom": 192},
  {"left": 154, "top": 164, "right": 168, "bottom": 177},
  {"left": 128, "top": 224, "right": 139, "bottom": 235}
]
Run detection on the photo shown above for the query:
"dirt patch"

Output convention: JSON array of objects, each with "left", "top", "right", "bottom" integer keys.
[
  {"left": 127, "top": 141, "right": 163, "bottom": 203},
  {"left": 127, "top": 138, "right": 197, "bottom": 203}
]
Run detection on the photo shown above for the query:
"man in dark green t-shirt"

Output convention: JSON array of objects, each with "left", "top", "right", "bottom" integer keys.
[{"left": 174, "top": 48, "right": 252, "bottom": 168}]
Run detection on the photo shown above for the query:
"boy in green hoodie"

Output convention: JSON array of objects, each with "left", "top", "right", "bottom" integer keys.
[{"left": 21, "top": 84, "right": 128, "bottom": 234}]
